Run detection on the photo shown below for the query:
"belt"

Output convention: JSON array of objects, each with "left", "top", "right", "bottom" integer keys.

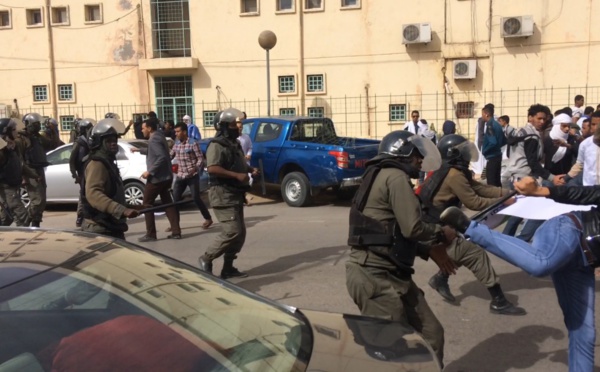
[{"left": 565, "top": 213, "right": 596, "bottom": 266}]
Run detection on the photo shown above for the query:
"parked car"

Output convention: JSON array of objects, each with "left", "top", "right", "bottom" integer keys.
[
  {"left": 21, "top": 139, "right": 208, "bottom": 207},
  {"left": 0, "top": 227, "right": 441, "bottom": 371}
]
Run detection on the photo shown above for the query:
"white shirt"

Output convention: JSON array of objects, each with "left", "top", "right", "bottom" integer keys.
[
  {"left": 576, "top": 136, "right": 600, "bottom": 186},
  {"left": 237, "top": 133, "right": 252, "bottom": 163}
]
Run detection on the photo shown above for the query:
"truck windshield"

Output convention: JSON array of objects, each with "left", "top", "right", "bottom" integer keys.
[{"left": 290, "top": 119, "right": 337, "bottom": 144}]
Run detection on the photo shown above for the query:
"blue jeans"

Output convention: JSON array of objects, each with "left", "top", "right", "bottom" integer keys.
[
  {"left": 502, "top": 180, "right": 548, "bottom": 241},
  {"left": 466, "top": 212, "right": 595, "bottom": 372}
]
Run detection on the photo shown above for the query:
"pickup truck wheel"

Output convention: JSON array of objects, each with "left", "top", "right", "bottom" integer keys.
[{"left": 282, "top": 172, "right": 312, "bottom": 207}]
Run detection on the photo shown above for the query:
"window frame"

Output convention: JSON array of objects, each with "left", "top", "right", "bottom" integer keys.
[
  {"left": 59, "top": 115, "right": 75, "bottom": 132},
  {"left": 84, "top": 3, "right": 103, "bottom": 24},
  {"left": 57, "top": 83, "right": 76, "bottom": 103},
  {"left": 203, "top": 110, "right": 218, "bottom": 128},
  {"left": 51, "top": 5, "right": 70, "bottom": 26},
  {"left": 276, "top": 0, "right": 295, "bottom": 14},
  {"left": 279, "top": 107, "right": 297, "bottom": 116},
  {"left": 240, "top": 0, "right": 260, "bottom": 16},
  {"left": 306, "top": 73, "right": 326, "bottom": 95},
  {"left": 304, "top": 0, "right": 324, "bottom": 12},
  {"left": 389, "top": 104, "right": 407, "bottom": 122},
  {"left": 307, "top": 107, "right": 325, "bottom": 118},
  {"left": 0, "top": 9, "right": 12, "bottom": 29},
  {"left": 26, "top": 8, "right": 44, "bottom": 28},
  {"left": 340, "top": 0, "right": 360, "bottom": 9},
  {"left": 278, "top": 75, "right": 296, "bottom": 95},
  {"left": 456, "top": 101, "right": 475, "bottom": 119},
  {"left": 32, "top": 85, "right": 50, "bottom": 104}
]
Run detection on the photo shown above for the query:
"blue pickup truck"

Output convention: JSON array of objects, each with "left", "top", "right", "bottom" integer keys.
[{"left": 201, "top": 116, "right": 380, "bottom": 207}]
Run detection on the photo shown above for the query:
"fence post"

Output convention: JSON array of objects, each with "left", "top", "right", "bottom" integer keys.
[
  {"left": 568, "top": 85, "right": 571, "bottom": 107},
  {"left": 374, "top": 93, "right": 377, "bottom": 138},
  {"left": 550, "top": 86, "right": 554, "bottom": 108},
  {"left": 94, "top": 104, "right": 97, "bottom": 120},
  {"left": 344, "top": 95, "right": 348, "bottom": 135},
  {"left": 359, "top": 94, "right": 362, "bottom": 137},
  {"left": 534, "top": 86, "right": 537, "bottom": 103},
  {"left": 517, "top": 88, "right": 520, "bottom": 126}
]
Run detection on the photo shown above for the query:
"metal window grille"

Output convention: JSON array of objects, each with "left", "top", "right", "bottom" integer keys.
[
  {"left": 33, "top": 86, "right": 47, "bottom": 102},
  {"left": 203, "top": 111, "right": 217, "bottom": 127},
  {"left": 26, "top": 9, "right": 42, "bottom": 25},
  {"left": 389, "top": 104, "right": 406, "bottom": 121},
  {"left": 305, "top": 0, "right": 322, "bottom": 9},
  {"left": 279, "top": 76, "right": 295, "bottom": 93},
  {"left": 280, "top": 108, "right": 296, "bottom": 116},
  {"left": 241, "top": 0, "right": 257, "bottom": 13},
  {"left": 307, "top": 107, "right": 324, "bottom": 117},
  {"left": 277, "top": 0, "right": 293, "bottom": 11},
  {"left": 60, "top": 115, "right": 75, "bottom": 131},
  {"left": 155, "top": 76, "right": 193, "bottom": 123},
  {"left": 85, "top": 5, "right": 101, "bottom": 22},
  {"left": 155, "top": 76, "right": 193, "bottom": 97},
  {"left": 0, "top": 11, "right": 10, "bottom": 27},
  {"left": 307, "top": 74, "right": 324, "bottom": 92},
  {"left": 342, "top": 0, "right": 358, "bottom": 7},
  {"left": 58, "top": 84, "right": 73, "bottom": 101},
  {"left": 456, "top": 101, "right": 475, "bottom": 118},
  {"left": 151, "top": 0, "right": 191, "bottom": 58}
]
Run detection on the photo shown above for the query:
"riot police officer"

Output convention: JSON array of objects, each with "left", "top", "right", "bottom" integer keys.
[
  {"left": 0, "top": 118, "right": 30, "bottom": 226},
  {"left": 346, "top": 130, "right": 457, "bottom": 366},
  {"left": 419, "top": 134, "right": 526, "bottom": 315},
  {"left": 81, "top": 118, "right": 138, "bottom": 239},
  {"left": 69, "top": 118, "right": 96, "bottom": 227},
  {"left": 198, "top": 107, "right": 258, "bottom": 279},
  {"left": 15, "top": 113, "right": 50, "bottom": 227}
]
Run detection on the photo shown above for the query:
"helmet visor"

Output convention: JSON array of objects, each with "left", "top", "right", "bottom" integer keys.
[
  {"left": 456, "top": 141, "right": 479, "bottom": 162},
  {"left": 409, "top": 135, "right": 442, "bottom": 172}
]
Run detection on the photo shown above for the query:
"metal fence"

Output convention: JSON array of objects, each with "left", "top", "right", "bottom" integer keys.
[{"left": 3, "top": 85, "right": 597, "bottom": 143}]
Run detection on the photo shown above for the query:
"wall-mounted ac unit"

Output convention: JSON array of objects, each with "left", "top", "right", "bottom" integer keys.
[
  {"left": 402, "top": 23, "right": 432, "bottom": 44},
  {"left": 453, "top": 60, "right": 477, "bottom": 80},
  {"left": 501, "top": 16, "right": 534, "bottom": 38}
]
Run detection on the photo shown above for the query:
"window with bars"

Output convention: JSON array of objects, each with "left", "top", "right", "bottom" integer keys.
[
  {"left": 456, "top": 101, "right": 475, "bottom": 118},
  {"left": 341, "top": 0, "right": 359, "bottom": 8},
  {"left": 151, "top": 0, "right": 191, "bottom": 58},
  {"left": 307, "top": 107, "right": 324, "bottom": 118},
  {"left": 155, "top": 76, "right": 194, "bottom": 123},
  {"left": 84, "top": 4, "right": 102, "bottom": 23},
  {"left": 306, "top": 74, "right": 325, "bottom": 93},
  {"left": 58, "top": 84, "right": 74, "bottom": 101},
  {"left": 305, "top": 0, "right": 323, "bottom": 10},
  {"left": 33, "top": 85, "right": 48, "bottom": 102},
  {"left": 389, "top": 104, "right": 407, "bottom": 122},
  {"left": 26, "top": 8, "right": 43, "bottom": 27},
  {"left": 241, "top": 0, "right": 258, "bottom": 14},
  {"left": 0, "top": 10, "right": 11, "bottom": 28},
  {"left": 51, "top": 6, "right": 69, "bottom": 25},
  {"left": 60, "top": 115, "right": 75, "bottom": 131},
  {"left": 280, "top": 108, "right": 296, "bottom": 116},
  {"left": 278, "top": 75, "right": 295, "bottom": 94},
  {"left": 277, "top": 0, "right": 294, "bottom": 12},
  {"left": 203, "top": 111, "right": 218, "bottom": 128}
]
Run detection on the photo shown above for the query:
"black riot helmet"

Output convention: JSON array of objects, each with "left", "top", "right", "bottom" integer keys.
[
  {"left": 0, "top": 118, "right": 17, "bottom": 139},
  {"left": 212, "top": 111, "right": 223, "bottom": 130},
  {"left": 22, "top": 113, "right": 43, "bottom": 134},
  {"left": 215, "top": 107, "right": 244, "bottom": 139},
  {"left": 436, "top": 134, "right": 479, "bottom": 164},
  {"left": 77, "top": 118, "right": 96, "bottom": 137},
  {"left": 89, "top": 118, "right": 126, "bottom": 150},
  {"left": 367, "top": 130, "right": 441, "bottom": 172},
  {"left": 105, "top": 112, "right": 120, "bottom": 120}
]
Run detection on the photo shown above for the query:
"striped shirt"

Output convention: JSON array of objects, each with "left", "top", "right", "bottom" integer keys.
[{"left": 170, "top": 138, "right": 204, "bottom": 179}]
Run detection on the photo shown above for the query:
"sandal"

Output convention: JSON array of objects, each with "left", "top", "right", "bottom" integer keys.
[{"left": 202, "top": 220, "right": 213, "bottom": 229}]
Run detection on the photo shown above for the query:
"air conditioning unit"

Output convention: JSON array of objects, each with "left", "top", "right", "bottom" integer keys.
[
  {"left": 402, "top": 23, "right": 432, "bottom": 44},
  {"left": 453, "top": 60, "right": 477, "bottom": 80},
  {"left": 501, "top": 15, "right": 534, "bottom": 38}
]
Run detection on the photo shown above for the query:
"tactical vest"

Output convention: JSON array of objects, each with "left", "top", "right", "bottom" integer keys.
[
  {"left": 24, "top": 135, "right": 48, "bottom": 169},
  {"left": 418, "top": 163, "right": 468, "bottom": 223},
  {"left": 81, "top": 155, "right": 128, "bottom": 232},
  {"left": 74, "top": 136, "right": 91, "bottom": 175},
  {"left": 0, "top": 148, "right": 23, "bottom": 187},
  {"left": 347, "top": 160, "right": 420, "bottom": 275},
  {"left": 207, "top": 137, "right": 251, "bottom": 193}
]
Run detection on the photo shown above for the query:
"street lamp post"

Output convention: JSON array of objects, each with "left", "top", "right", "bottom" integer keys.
[{"left": 258, "top": 30, "right": 277, "bottom": 116}]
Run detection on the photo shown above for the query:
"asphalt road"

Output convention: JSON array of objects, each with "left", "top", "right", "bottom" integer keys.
[{"left": 40, "top": 189, "right": 600, "bottom": 372}]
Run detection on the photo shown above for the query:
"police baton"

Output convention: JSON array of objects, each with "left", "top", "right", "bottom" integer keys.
[
  {"left": 258, "top": 158, "right": 266, "bottom": 196},
  {"left": 137, "top": 199, "right": 195, "bottom": 214},
  {"left": 469, "top": 190, "right": 517, "bottom": 228}
]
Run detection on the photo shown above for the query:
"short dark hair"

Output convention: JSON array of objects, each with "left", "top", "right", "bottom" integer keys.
[
  {"left": 584, "top": 106, "right": 595, "bottom": 115},
  {"left": 411, "top": 110, "right": 419, "bottom": 116},
  {"left": 575, "top": 95, "right": 584, "bottom": 102},
  {"left": 144, "top": 117, "right": 159, "bottom": 131},
  {"left": 499, "top": 115, "right": 510, "bottom": 124},
  {"left": 148, "top": 111, "right": 158, "bottom": 119},
  {"left": 482, "top": 103, "right": 495, "bottom": 116},
  {"left": 174, "top": 122, "right": 188, "bottom": 132},
  {"left": 591, "top": 110, "right": 600, "bottom": 119},
  {"left": 165, "top": 119, "right": 174, "bottom": 127},
  {"left": 527, "top": 104, "right": 549, "bottom": 117}
]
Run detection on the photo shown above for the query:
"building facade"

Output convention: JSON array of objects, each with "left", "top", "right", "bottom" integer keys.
[{"left": 0, "top": 0, "right": 598, "bottom": 139}]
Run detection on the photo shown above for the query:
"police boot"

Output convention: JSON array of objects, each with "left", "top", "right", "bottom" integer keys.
[
  {"left": 198, "top": 256, "right": 213, "bottom": 274},
  {"left": 31, "top": 221, "right": 40, "bottom": 228},
  {"left": 428, "top": 271, "right": 456, "bottom": 302},
  {"left": 488, "top": 284, "right": 526, "bottom": 316},
  {"left": 220, "top": 259, "right": 249, "bottom": 279},
  {"left": 440, "top": 206, "right": 471, "bottom": 234}
]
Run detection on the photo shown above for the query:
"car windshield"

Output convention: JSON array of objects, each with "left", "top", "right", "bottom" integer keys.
[{"left": 0, "top": 233, "right": 311, "bottom": 371}]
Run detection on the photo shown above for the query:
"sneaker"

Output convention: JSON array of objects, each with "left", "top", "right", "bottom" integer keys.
[
  {"left": 75, "top": 216, "right": 83, "bottom": 227},
  {"left": 167, "top": 234, "right": 182, "bottom": 239},
  {"left": 221, "top": 267, "right": 249, "bottom": 279},
  {"left": 202, "top": 220, "right": 213, "bottom": 229},
  {"left": 138, "top": 235, "right": 157, "bottom": 243},
  {"left": 165, "top": 227, "right": 172, "bottom": 232}
]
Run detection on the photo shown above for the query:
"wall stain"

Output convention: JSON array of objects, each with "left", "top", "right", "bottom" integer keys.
[{"left": 118, "top": 0, "right": 133, "bottom": 10}]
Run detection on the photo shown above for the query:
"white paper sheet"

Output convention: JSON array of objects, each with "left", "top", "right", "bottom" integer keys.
[{"left": 497, "top": 196, "right": 594, "bottom": 220}]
